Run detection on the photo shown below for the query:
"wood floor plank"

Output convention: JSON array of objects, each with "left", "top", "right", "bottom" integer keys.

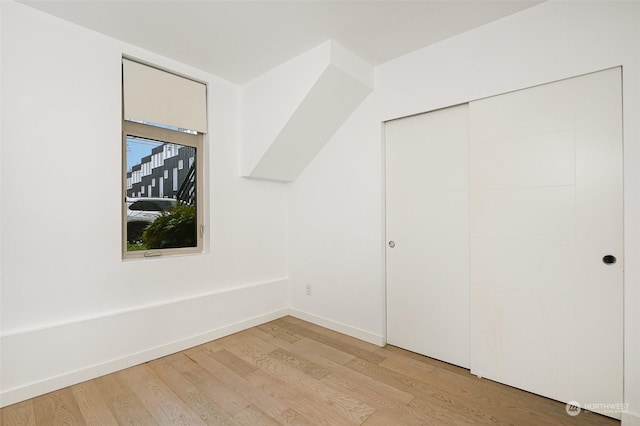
[
  {"left": 320, "top": 371, "right": 473, "bottom": 426},
  {"left": 346, "top": 357, "right": 512, "bottom": 425},
  {"left": 374, "top": 345, "right": 617, "bottom": 426},
  {"left": 168, "top": 352, "right": 251, "bottom": 417},
  {"left": 0, "top": 317, "right": 621, "bottom": 426},
  {"left": 146, "top": 358, "right": 236, "bottom": 426},
  {"left": 275, "top": 318, "right": 386, "bottom": 364},
  {"left": 31, "top": 387, "right": 85, "bottom": 426},
  {"left": 277, "top": 317, "right": 382, "bottom": 353},
  {"left": 376, "top": 345, "right": 467, "bottom": 376},
  {"left": 280, "top": 407, "right": 316, "bottom": 426},
  {"left": 245, "top": 368, "right": 355, "bottom": 426},
  {"left": 241, "top": 333, "right": 411, "bottom": 425},
  {"left": 116, "top": 364, "right": 206, "bottom": 425},
  {"left": 466, "top": 375, "right": 618, "bottom": 426},
  {"left": 269, "top": 347, "right": 332, "bottom": 380},
  {"left": 182, "top": 345, "right": 205, "bottom": 359},
  {"left": 379, "top": 354, "right": 527, "bottom": 424},
  {"left": 414, "top": 365, "right": 563, "bottom": 426},
  {"left": 378, "top": 349, "right": 437, "bottom": 378},
  {"left": 186, "top": 349, "right": 293, "bottom": 422},
  {"left": 408, "top": 395, "right": 505, "bottom": 426},
  {"left": 1, "top": 400, "right": 36, "bottom": 426},
  {"left": 71, "top": 381, "right": 118, "bottom": 425},
  {"left": 233, "top": 404, "right": 280, "bottom": 426},
  {"left": 257, "top": 322, "right": 304, "bottom": 344},
  {"left": 360, "top": 409, "right": 413, "bottom": 426},
  {"left": 198, "top": 330, "right": 253, "bottom": 353},
  {"left": 93, "top": 372, "right": 158, "bottom": 425},
  {"left": 295, "top": 336, "right": 357, "bottom": 365},
  {"left": 249, "top": 327, "right": 414, "bottom": 405},
  {"left": 226, "top": 337, "right": 376, "bottom": 424},
  {"left": 208, "top": 348, "right": 258, "bottom": 377}
]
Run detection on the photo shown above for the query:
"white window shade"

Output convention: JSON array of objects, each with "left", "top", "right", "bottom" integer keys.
[{"left": 123, "top": 59, "right": 207, "bottom": 133}]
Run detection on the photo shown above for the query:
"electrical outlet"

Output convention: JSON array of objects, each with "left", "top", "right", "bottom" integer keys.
[{"left": 306, "top": 284, "right": 312, "bottom": 296}]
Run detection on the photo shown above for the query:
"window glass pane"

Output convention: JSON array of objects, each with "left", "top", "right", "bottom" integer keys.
[{"left": 126, "top": 135, "right": 197, "bottom": 251}]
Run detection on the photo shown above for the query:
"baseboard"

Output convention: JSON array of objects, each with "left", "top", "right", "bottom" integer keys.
[
  {"left": 0, "top": 280, "right": 288, "bottom": 408},
  {"left": 623, "top": 411, "right": 640, "bottom": 426},
  {"left": 288, "top": 308, "right": 385, "bottom": 346}
]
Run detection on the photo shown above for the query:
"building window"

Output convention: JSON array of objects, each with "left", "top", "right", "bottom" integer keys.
[
  {"left": 122, "top": 58, "right": 206, "bottom": 258},
  {"left": 173, "top": 168, "right": 178, "bottom": 191}
]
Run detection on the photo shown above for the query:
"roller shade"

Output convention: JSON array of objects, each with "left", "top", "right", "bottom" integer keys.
[{"left": 123, "top": 59, "right": 207, "bottom": 133}]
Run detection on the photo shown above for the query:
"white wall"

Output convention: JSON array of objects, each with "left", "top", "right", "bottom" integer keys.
[
  {"left": 288, "top": 0, "right": 640, "bottom": 422},
  {"left": 0, "top": 1, "right": 288, "bottom": 406}
]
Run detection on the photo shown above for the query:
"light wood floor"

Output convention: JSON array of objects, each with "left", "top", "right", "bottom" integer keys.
[{"left": 1, "top": 316, "right": 619, "bottom": 425}]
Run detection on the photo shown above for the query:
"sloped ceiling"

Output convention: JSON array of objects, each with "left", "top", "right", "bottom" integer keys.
[
  {"left": 19, "top": 0, "right": 543, "bottom": 84},
  {"left": 242, "top": 41, "right": 374, "bottom": 182}
]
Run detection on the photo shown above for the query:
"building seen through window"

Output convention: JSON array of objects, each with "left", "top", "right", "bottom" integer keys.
[{"left": 125, "top": 134, "right": 198, "bottom": 249}]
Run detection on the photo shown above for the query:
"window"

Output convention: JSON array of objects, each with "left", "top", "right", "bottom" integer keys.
[
  {"left": 122, "top": 58, "right": 206, "bottom": 258},
  {"left": 173, "top": 168, "right": 178, "bottom": 191}
]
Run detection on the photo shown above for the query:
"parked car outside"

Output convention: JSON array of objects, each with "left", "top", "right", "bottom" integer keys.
[{"left": 126, "top": 197, "right": 177, "bottom": 243}]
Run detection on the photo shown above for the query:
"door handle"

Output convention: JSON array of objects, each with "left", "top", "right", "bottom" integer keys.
[
  {"left": 603, "top": 255, "right": 617, "bottom": 265},
  {"left": 388, "top": 241, "right": 396, "bottom": 248}
]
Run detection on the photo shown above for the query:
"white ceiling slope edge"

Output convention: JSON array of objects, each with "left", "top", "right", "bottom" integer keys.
[{"left": 243, "top": 41, "right": 373, "bottom": 182}]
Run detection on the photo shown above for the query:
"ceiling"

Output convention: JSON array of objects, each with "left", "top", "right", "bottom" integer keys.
[{"left": 20, "top": 0, "right": 543, "bottom": 84}]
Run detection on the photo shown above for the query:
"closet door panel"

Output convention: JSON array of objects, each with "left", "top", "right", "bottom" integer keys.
[
  {"left": 469, "top": 68, "right": 623, "bottom": 418},
  {"left": 386, "top": 104, "right": 470, "bottom": 369},
  {"left": 470, "top": 186, "right": 575, "bottom": 240},
  {"left": 471, "top": 129, "right": 575, "bottom": 190}
]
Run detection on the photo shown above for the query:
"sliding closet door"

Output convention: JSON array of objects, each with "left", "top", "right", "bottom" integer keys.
[
  {"left": 469, "top": 68, "right": 623, "bottom": 417},
  {"left": 386, "top": 104, "right": 469, "bottom": 368}
]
